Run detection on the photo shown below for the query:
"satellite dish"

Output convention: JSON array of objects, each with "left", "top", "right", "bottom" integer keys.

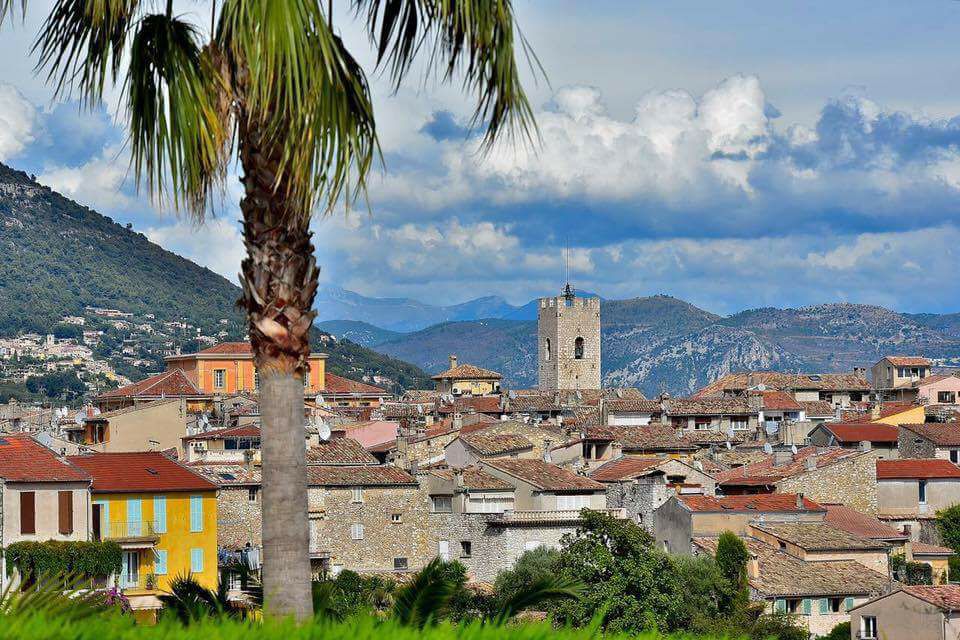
[
  {"left": 757, "top": 384, "right": 767, "bottom": 391},
  {"left": 693, "top": 461, "right": 704, "bottom": 471},
  {"left": 763, "top": 442, "right": 774, "bottom": 455},
  {"left": 74, "top": 412, "right": 85, "bottom": 426},
  {"left": 791, "top": 444, "right": 798, "bottom": 455},
  {"left": 314, "top": 394, "right": 324, "bottom": 405},
  {"left": 765, "top": 422, "right": 780, "bottom": 435},
  {"left": 317, "top": 420, "right": 331, "bottom": 442},
  {"left": 725, "top": 441, "right": 732, "bottom": 450},
  {"left": 92, "top": 407, "right": 101, "bottom": 416},
  {"left": 416, "top": 405, "right": 423, "bottom": 415},
  {"left": 726, "top": 425, "right": 735, "bottom": 438}
]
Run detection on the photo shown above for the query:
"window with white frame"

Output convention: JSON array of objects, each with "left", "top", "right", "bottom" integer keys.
[
  {"left": 919, "top": 480, "right": 927, "bottom": 504},
  {"left": 731, "top": 417, "right": 749, "bottom": 430},
  {"left": 213, "top": 369, "right": 226, "bottom": 389},
  {"left": 350, "top": 523, "right": 364, "bottom": 540},
  {"left": 391, "top": 513, "right": 402, "bottom": 524},
  {"left": 860, "top": 615, "right": 877, "bottom": 639},
  {"left": 351, "top": 486, "right": 363, "bottom": 503},
  {"left": 466, "top": 495, "right": 513, "bottom": 513},
  {"left": 431, "top": 495, "right": 452, "bottom": 513},
  {"left": 556, "top": 494, "right": 593, "bottom": 510}
]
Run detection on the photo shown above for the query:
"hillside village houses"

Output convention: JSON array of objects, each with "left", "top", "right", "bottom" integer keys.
[{"left": 3, "top": 286, "right": 960, "bottom": 636}]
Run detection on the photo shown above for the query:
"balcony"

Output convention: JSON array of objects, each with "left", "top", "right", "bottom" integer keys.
[
  {"left": 97, "top": 521, "right": 162, "bottom": 546},
  {"left": 488, "top": 508, "right": 626, "bottom": 525}
]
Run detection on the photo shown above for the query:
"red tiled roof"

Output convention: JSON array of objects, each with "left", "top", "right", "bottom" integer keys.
[
  {"left": 799, "top": 400, "right": 836, "bottom": 418},
  {"left": 0, "top": 435, "right": 90, "bottom": 483},
  {"left": 323, "top": 373, "right": 387, "bottom": 395},
  {"left": 98, "top": 368, "right": 202, "bottom": 399},
  {"left": 427, "top": 466, "right": 514, "bottom": 491},
  {"left": 482, "top": 459, "right": 605, "bottom": 492},
  {"left": 198, "top": 341, "right": 253, "bottom": 355},
  {"left": 885, "top": 356, "right": 932, "bottom": 367},
  {"left": 761, "top": 390, "right": 802, "bottom": 411},
  {"left": 668, "top": 397, "right": 755, "bottom": 416},
  {"left": 900, "top": 423, "right": 960, "bottom": 446},
  {"left": 306, "top": 438, "right": 378, "bottom": 465},
  {"left": 438, "top": 396, "right": 503, "bottom": 415},
  {"left": 68, "top": 452, "right": 217, "bottom": 493},
  {"left": 305, "top": 465, "right": 416, "bottom": 486},
  {"left": 858, "top": 402, "right": 920, "bottom": 421},
  {"left": 694, "top": 371, "right": 871, "bottom": 397},
  {"left": 822, "top": 504, "right": 907, "bottom": 540},
  {"left": 680, "top": 493, "right": 825, "bottom": 513},
  {"left": 901, "top": 585, "right": 960, "bottom": 610},
  {"left": 589, "top": 457, "right": 665, "bottom": 482},
  {"left": 431, "top": 364, "right": 502, "bottom": 380},
  {"left": 877, "top": 459, "right": 960, "bottom": 480},
  {"left": 585, "top": 425, "right": 698, "bottom": 452},
  {"left": 184, "top": 425, "right": 261, "bottom": 441},
  {"left": 821, "top": 422, "right": 900, "bottom": 444},
  {"left": 605, "top": 399, "right": 663, "bottom": 413},
  {"left": 716, "top": 446, "right": 858, "bottom": 485},
  {"left": 912, "top": 542, "right": 954, "bottom": 555},
  {"left": 460, "top": 432, "right": 533, "bottom": 456}
]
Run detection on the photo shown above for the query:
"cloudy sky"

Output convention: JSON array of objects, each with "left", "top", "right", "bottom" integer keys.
[{"left": 2, "top": 1, "right": 960, "bottom": 315}]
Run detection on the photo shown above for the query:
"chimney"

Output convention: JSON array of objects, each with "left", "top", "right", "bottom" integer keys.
[
  {"left": 453, "top": 468, "right": 464, "bottom": 490},
  {"left": 859, "top": 440, "right": 872, "bottom": 452},
  {"left": 795, "top": 493, "right": 805, "bottom": 510},
  {"left": 449, "top": 354, "right": 458, "bottom": 370},
  {"left": 870, "top": 404, "right": 881, "bottom": 421},
  {"left": 853, "top": 366, "right": 866, "bottom": 377},
  {"left": 542, "top": 446, "right": 553, "bottom": 463},
  {"left": 453, "top": 412, "right": 463, "bottom": 431},
  {"left": 747, "top": 553, "right": 760, "bottom": 579},
  {"left": 805, "top": 455, "right": 817, "bottom": 471},
  {"left": 243, "top": 448, "right": 255, "bottom": 475}
]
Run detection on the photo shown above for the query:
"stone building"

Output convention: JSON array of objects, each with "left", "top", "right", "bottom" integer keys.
[
  {"left": 537, "top": 286, "right": 601, "bottom": 391},
  {"left": 899, "top": 422, "right": 960, "bottom": 461},
  {"left": 431, "top": 356, "right": 502, "bottom": 396},
  {"left": 876, "top": 458, "right": 960, "bottom": 544}
]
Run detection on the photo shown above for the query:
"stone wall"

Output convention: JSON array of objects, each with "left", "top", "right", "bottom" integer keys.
[
  {"left": 430, "top": 512, "right": 578, "bottom": 582},
  {"left": 308, "top": 485, "right": 434, "bottom": 574},
  {"left": 217, "top": 485, "right": 262, "bottom": 550},
  {"left": 777, "top": 449, "right": 881, "bottom": 514},
  {"left": 537, "top": 296, "right": 601, "bottom": 391},
  {"left": 604, "top": 477, "right": 673, "bottom": 531},
  {"left": 898, "top": 430, "right": 937, "bottom": 459}
]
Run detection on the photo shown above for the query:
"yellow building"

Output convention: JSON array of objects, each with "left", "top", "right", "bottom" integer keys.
[
  {"left": 165, "top": 342, "right": 327, "bottom": 395},
  {"left": 68, "top": 452, "right": 218, "bottom": 616},
  {"left": 432, "top": 355, "right": 502, "bottom": 396}
]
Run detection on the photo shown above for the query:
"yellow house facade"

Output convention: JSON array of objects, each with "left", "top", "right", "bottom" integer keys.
[
  {"left": 432, "top": 355, "right": 502, "bottom": 396},
  {"left": 67, "top": 452, "right": 218, "bottom": 614}
]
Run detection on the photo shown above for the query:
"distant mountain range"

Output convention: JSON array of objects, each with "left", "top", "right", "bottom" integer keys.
[{"left": 316, "top": 289, "right": 960, "bottom": 396}]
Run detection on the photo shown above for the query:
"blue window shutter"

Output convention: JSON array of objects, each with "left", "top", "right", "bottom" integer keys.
[
  {"left": 190, "top": 495, "right": 203, "bottom": 532},
  {"left": 153, "top": 496, "right": 167, "bottom": 534},
  {"left": 819, "top": 598, "right": 828, "bottom": 614},
  {"left": 845, "top": 597, "right": 854, "bottom": 612},
  {"left": 127, "top": 499, "right": 142, "bottom": 536},
  {"left": 96, "top": 501, "right": 110, "bottom": 535},
  {"left": 802, "top": 598, "right": 811, "bottom": 615},
  {"left": 190, "top": 548, "right": 203, "bottom": 573},
  {"left": 154, "top": 550, "right": 168, "bottom": 575},
  {"left": 774, "top": 598, "right": 786, "bottom": 613}
]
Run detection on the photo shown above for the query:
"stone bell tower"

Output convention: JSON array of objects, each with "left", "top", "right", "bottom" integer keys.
[{"left": 537, "top": 283, "right": 601, "bottom": 390}]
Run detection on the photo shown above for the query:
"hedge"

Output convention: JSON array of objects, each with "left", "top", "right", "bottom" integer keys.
[{"left": 5, "top": 541, "right": 122, "bottom": 578}]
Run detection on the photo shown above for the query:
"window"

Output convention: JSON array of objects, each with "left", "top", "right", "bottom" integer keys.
[
  {"left": 557, "top": 494, "right": 593, "bottom": 510},
  {"left": 154, "top": 549, "right": 168, "bottom": 575},
  {"left": 351, "top": 487, "right": 364, "bottom": 503},
  {"left": 438, "top": 540, "right": 450, "bottom": 561},
  {"left": 574, "top": 337, "right": 584, "bottom": 360},
  {"left": 860, "top": 615, "right": 878, "bottom": 639},
  {"left": 919, "top": 479, "right": 927, "bottom": 505},
  {"left": 391, "top": 513, "right": 402, "bottom": 524},
  {"left": 460, "top": 541, "right": 472, "bottom": 558},
  {"left": 248, "top": 487, "right": 259, "bottom": 502},
  {"left": 393, "top": 557, "right": 408, "bottom": 571},
  {"left": 731, "top": 418, "right": 749, "bottom": 431},
  {"left": 58, "top": 491, "right": 73, "bottom": 535},
  {"left": 254, "top": 370, "right": 260, "bottom": 390},
  {"left": 466, "top": 496, "right": 512, "bottom": 513},
  {"left": 939, "top": 391, "right": 956, "bottom": 404},
  {"left": 432, "top": 496, "right": 452, "bottom": 513},
  {"left": 303, "top": 370, "right": 310, "bottom": 389},
  {"left": 213, "top": 369, "right": 226, "bottom": 389},
  {"left": 350, "top": 523, "right": 364, "bottom": 540},
  {"left": 127, "top": 498, "right": 142, "bottom": 536},
  {"left": 694, "top": 417, "right": 712, "bottom": 430},
  {"left": 20, "top": 491, "right": 35, "bottom": 535},
  {"left": 544, "top": 338, "right": 551, "bottom": 361},
  {"left": 154, "top": 496, "right": 167, "bottom": 534},
  {"left": 225, "top": 438, "right": 238, "bottom": 450},
  {"left": 190, "top": 548, "right": 204, "bottom": 573},
  {"left": 121, "top": 551, "right": 139, "bottom": 588},
  {"left": 190, "top": 495, "right": 203, "bottom": 532},
  {"left": 951, "top": 450, "right": 960, "bottom": 465},
  {"left": 93, "top": 501, "right": 109, "bottom": 541}
]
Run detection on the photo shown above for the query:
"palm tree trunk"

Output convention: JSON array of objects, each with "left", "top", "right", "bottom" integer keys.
[{"left": 238, "top": 122, "right": 317, "bottom": 620}]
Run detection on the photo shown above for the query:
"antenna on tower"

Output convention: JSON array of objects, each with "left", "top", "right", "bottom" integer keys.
[{"left": 562, "top": 240, "right": 575, "bottom": 299}]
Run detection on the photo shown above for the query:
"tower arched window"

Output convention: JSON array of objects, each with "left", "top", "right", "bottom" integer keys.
[
  {"left": 544, "top": 338, "right": 551, "bottom": 361},
  {"left": 574, "top": 337, "right": 584, "bottom": 360}
]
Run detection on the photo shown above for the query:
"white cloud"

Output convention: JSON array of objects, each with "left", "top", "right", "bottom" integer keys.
[
  {"left": 38, "top": 145, "right": 137, "bottom": 211},
  {"left": 145, "top": 218, "right": 246, "bottom": 282},
  {"left": 0, "top": 84, "right": 39, "bottom": 161}
]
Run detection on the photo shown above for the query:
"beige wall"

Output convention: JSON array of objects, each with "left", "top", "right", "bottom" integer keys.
[
  {"left": 851, "top": 590, "right": 955, "bottom": 640},
  {"left": 778, "top": 450, "right": 881, "bottom": 514},
  {"left": 478, "top": 462, "right": 605, "bottom": 511},
  {"left": 435, "top": 379, "right": 500, "bottom": 396},
  {"left": 691, "top": 510, "right": 825, "bottom": 537},
  {"left": 92, "top": 399, "right": 190, "bottom": 455},
  {"left": 877, "top": 478, "right": 960, "bottom": 517}
]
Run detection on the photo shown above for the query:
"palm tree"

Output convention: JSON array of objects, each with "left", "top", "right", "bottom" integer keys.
[
  {"left": 1, "top": 0, "right": 538, "bottom": 619},
  {"left": 158, "top": 570, "right": 262, "bottom": 625}
]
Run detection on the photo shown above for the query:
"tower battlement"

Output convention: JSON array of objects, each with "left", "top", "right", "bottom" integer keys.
[{"left": 537, "top": 291, "right": 601, "bottom": 391}]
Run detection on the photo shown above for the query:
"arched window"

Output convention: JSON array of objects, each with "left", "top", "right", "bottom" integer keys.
[
  {"left": 574, "top": 337, "right": 584, "bottom": 360},
  {"left": 544, "top": 338, "right": 551, "bottom": 361}
]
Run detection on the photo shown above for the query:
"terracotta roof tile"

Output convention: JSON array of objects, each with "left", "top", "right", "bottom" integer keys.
[
  {"left": 589, "top": 457, "right": 665, "bottom": 482},
  {"left": 605, "top": 399, "right": 663, "bottom": 413},
  {"left": 432, "top": 364, "right": 502, "bottom": 380},
  {"left": 877, "top": 459, "right": 960, "bottom": 479},
  {"left": 306, "top": 465, "right": 416, "bottom": 486},
  {"left": 681, "top": 493, "right": 824, "bottom": 513},
  {"left": 716, "top": 446, "right": 860, "bottom": 485},
  {"left": 912, "top": 542, "right": 954, "bottom": 555},
  {"left": 799, "top": 400, "right": 836, "bottom": 417},
  {"left": 694, "top": 371, "right": 872, "bottom": 397},
  {"left": 669, "top": 397, "right": 755, "bottom": 416},
  {"left": 68, "top": 452, "right": 217, "bottom": 493},
  {"left": 900, "top": 423, "right": 960, "bottom": 446},
  {"left": 427, "top": 466, "right": 514, "bottom": 491},
  {"left": 482, "top": 459, "right": 605, "bottom": 492},
  {"left": 323, "top": 373, "right": 387, "bottom": 395},
  {"left": 849, "top": 402, "right": 920, "bottom": 421},
  {"left": 438, "top": 396, "right": 503, "bottom": 415},
  {"left": 197, "top": 341, "right": 253, "bottom": 355},
  {"left": 306, "top": 438, "right": 379, "bottom": 465},
  {"left": 97, "top": 369, "right": 201, "bottom": 399},
  {"left": 820, "top": 422, "right": 900, "bottom": 444},
  {"left": 586, "top": 425, "right": 698, "bottom": 452},
  {"left": 189, "top": 462, "right": 261, "bottom": 486},
  {"left": 885, "top": 356, "right": 932, "bottom": 367},
  {"left": 760, "top": 390, "right": 802, "bottom": 411},
  {"left": 822, "top": 504, "right": 907, "bottom": 540},
  {"left": 900, "top": 585, "right": 960, "bottom": 609},
  {"left": 751, "top": 522, "right": 887, "bottom": 551},
  {"left": 0, "top": 435, "right": 90, "bottom": 483},
  {"left": 184, "top": 425, "right": 261, "bottom": 441},
  {"left": 460, "top": 432, "right": 534, "bottom": 456}
]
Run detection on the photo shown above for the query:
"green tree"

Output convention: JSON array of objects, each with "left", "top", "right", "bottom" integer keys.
[
  {"left": 715, "top": 530, "right": 750, "bottom": 612},
  {"left": 823, "top": 621, "right": 851, "bottom": 640},
  {"left": 550, "top": 510, "right": 684, "bottom": 633},
  {"left": 671, "top": 554, "right": 726, "bottom": 627},
  {"left": 938, "top": 504, "right": 960, "bottom": 553},
  {"left": 6, "top": 0, "right": 538, "bottom": 619}
]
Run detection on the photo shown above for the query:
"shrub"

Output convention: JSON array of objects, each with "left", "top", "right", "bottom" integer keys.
[
  {"left": 891, "top": 553, "right": 934, "bottom": 585},
  {"left": 823, "top": 621, "right": 850, "bottom": 640},
  {"left": 715, "top": 531, "right": 750, "bottom": 612},
  {"left": 5, "top": 540, "right": 121, "bottom": 580}
]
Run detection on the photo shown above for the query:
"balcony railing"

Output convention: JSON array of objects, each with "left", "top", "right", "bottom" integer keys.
[
  {"left": 489, "top": 508, "right": 626, "bottom": 524},
  {"left": 97, "top": 520, "right": 162, "bottom": 541}
]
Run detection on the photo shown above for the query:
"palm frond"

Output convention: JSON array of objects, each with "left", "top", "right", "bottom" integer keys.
[
  {"left": 357, "top": 0, "right": 540, "bottom": 150},
  {"left": 33, "top": 0, "right": 141, "bottom": 104},
  {"left": 493, "top": 574, "right": 582, "bottom": 622},
  {"left": 125, "top": 12, "right": 231, "bottom": 218},
  {"left": 218, "top": 0, "right": 378, "bottom": 218},
  {"left": 158, "top": 574, "right": 225, "bottom": 624},
  {"left": 0, "top": 573, "right": 110, "bottom": 621},
  {"left": 390, "top": 558, "right": 457, "bottom": 628},
  {"left": 0, "top": 0, "right": 26, "bottom": 25}
]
